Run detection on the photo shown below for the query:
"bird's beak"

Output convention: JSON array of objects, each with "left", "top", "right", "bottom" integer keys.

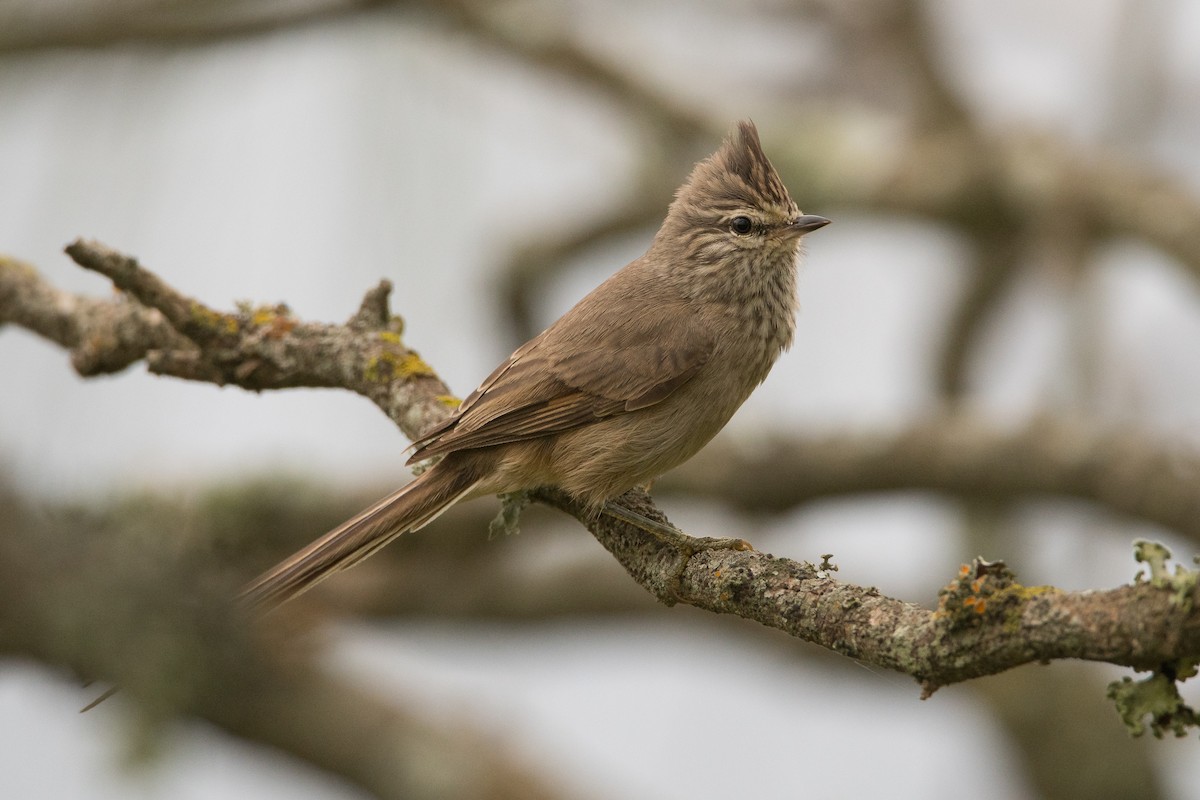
[{"left": 791, "top": 214, "right": 830, "bottom": 233}]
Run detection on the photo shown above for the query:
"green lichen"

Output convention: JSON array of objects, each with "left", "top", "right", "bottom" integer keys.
[
  {"left": 488, "top": 491, "right": 530, "bottom": 539},
  {"left": 377, "top": 330, "right": 402, "bottom": 345},
  {"left": 1107, "top": 665, "right": 1200, "bottom": 738},
  {"left": 435, "top": 394, "right": 462, "bottom": 408},
  {"left": 1104, "top": 541, "right": 1200, "bottom": 737},
  {"left": 1134, "top": 539, "right": 1199, "bottom": 611}
]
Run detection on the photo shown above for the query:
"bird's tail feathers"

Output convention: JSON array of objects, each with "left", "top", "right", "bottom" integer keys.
[{"left": 240, "top": 464, "right": 480, "bottom": 611}]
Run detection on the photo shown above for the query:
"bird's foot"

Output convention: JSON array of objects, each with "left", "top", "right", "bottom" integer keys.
[
  {"left": 602, "top": 500, "right": 754, "bottom": 603},
  {"left": 602, "top": 502, "right": 754, "bottom": 556}
]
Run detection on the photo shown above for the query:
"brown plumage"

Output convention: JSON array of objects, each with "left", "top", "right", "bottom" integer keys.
[{"left": 241, "top": 120, "right": 828, "bottom": 610}]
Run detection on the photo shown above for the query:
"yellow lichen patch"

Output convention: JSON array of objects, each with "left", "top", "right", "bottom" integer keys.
[
  {"left": 1003, "top": 584, "right": 1059, "bottom": 601},
  {"left": 436, "top": 394, "right": 462, "bottom": 408},
  {"left": 363, "top": 352, "right": 394, "bottom": 383},
  {"left": 250, "top": 306, "right": 277, "bottom": 327},
  {"left": 245, "top": 305, "right": 296, "bottom": 338},
  {"left": 377, "top": 331, "right": 402, "bottom": 345},
  {"left": 190, "top": 302, "right": 239, "bottom": 335},
  {"left": 395, "top": 352, "right": 436, "bottom": 377},
  {"left": 364, "top": 350, "right": 437, "bottom": 383},
  {"left": 978, "top": 584, "right": 1059, "bottom": 632}
]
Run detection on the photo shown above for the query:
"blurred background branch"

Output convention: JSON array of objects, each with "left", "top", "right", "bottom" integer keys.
[{"left": 0, "top": 477, "right": 566, "bottom": 800}]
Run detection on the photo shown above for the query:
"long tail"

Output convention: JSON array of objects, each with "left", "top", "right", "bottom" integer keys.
[{"left": 240, "top": 461, "right": 481, "bottom": 611}]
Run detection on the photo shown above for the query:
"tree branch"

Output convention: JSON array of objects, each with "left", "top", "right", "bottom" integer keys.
[
  {"left": 5, "top": 241, "right": 1200, "bottom": 708},
  {"left": 9, "top": 240, "right": 459, "bottom": 440},
  {"left": 534, "top": 487, "right": 1200, "bottom": 696}
]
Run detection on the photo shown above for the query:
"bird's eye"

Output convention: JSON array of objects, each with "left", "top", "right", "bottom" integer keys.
[{"left": 729, "top": 216, "right": 753, "bottom": 235}]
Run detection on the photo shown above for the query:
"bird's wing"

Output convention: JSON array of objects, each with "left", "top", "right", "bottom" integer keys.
[{"left": 408, "top": 296, "right": 712, "bottom": 462}]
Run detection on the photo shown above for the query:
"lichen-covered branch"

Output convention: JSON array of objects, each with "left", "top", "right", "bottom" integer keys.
[
  {"left": 534, "top": 487, "right": 1200, "bottom": 699},
  {"left": 5, "top": 242, "right": 1200, "bottom": 718},
  {"left": 4, "top": 240, "right": 457, "bottom": 441},
  {"left": 0, "top": 253, "right": 185, "bottom": 375}
]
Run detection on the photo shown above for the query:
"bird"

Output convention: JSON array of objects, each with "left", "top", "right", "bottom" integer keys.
[{"left": 242, "top": 120, "right": 828, "bottom": 610}]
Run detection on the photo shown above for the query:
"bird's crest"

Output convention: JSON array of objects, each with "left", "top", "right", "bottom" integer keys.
[{"left": 673, "top": 120, "right": 796, "bottom": 216}]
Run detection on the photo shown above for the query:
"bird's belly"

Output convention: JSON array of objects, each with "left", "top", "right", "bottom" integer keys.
[{"left": 545, "top": 370, "right": 757, "bottom": 506}]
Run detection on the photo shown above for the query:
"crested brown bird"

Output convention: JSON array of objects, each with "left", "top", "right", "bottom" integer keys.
[{"left": 242, "top": 120, "right": 828, "bottom": 609}]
